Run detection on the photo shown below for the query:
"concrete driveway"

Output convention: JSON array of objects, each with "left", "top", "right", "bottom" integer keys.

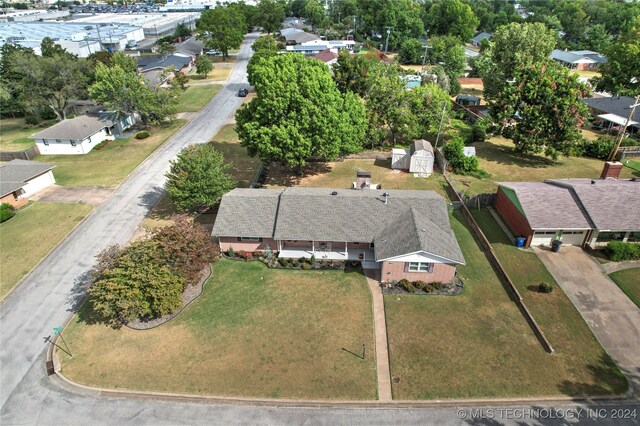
[
  {"left": 30, "top": 185, "right": 113, "bottom": 206},
  {"left": 535, "top": 246, "right": 640, "bottom": 394}
]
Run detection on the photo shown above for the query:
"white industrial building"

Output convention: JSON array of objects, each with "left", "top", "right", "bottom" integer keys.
[
  {"left": 160, "top": 0, "right": 257, "bottom": 11},
  {"left": 0, "top": 21, "right": 145, "bottom": 57},
  {"left": 0, "top": 9, "right": 70, "bottom": 22},
  {"left": 70, "top": 12, "right": 199, "bottom": 37}
]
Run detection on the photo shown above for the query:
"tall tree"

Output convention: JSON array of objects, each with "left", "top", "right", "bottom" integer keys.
[
  {"left": 359, "top": 0, "right": 424, "bottom": 51},
  {"left": 165, "top": 144, "right": 236, "bottom": 212},
  {"left": 424, "top": 0, "right": 479, "bottom": 42},
  {"left": 195, "top": 55, "right": 213, "bottom": 78},
  {"left": 594, "top": 16, "right": 640, "bottom": 96},
  {"left": 40, "top": 37, "right": 75, "bottom": 58},
  {"left": 303, "top": 0, "right": 325, "bottom": 30},
  {"left": 256, "top": 0, "right": 285, "bottom": 34},
  {"left": 585, "top": 24, "right": 611, "bottom": 53},
  {"left": 491, "top": 62, "right": 590, "bottom": 159},
  {"left": 332, "top": 51, "right": 378, "bottom": 96},
  {"left": 426, "top": 35, "right": 466, "bottom": 92},
  {"left": 157, "top": 41, "right": 176, "bottom": 59},
  {"left": 405, "top": 83, "right": 451, "bottom": 140},
  {"left": 554, "top": 0, "right": 589, "bottom": 44},
  {"left": 398, "top": 38, "right": 425, "bottom": 65},
  {"left": 197, "top": 6, "right": 246, "bottom": 60},
  {"left": 173, "top": 22, "right": 192, "bottom": 40},
  {"left": 0, "top": 44, "right": 34, "bottom": 116},
  {"left": 237, "top": 54, "right": 367, "bottom": 170}
]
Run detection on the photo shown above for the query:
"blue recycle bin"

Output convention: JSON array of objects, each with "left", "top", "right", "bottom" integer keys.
[{"left": 514, "top": 236, "right": 526, "bottom": 248}]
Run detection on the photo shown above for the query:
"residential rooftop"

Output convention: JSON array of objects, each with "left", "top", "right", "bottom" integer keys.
[{"left": 0, "top": 159, "right": 55, "bottom": 197}]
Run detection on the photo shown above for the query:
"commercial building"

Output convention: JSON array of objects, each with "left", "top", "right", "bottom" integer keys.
[
  {"left": 0, "top": 9, "right": 69, "bottom": 22},
  {"left": 70, "top": 12, "right": 198, "bottom": 37}
]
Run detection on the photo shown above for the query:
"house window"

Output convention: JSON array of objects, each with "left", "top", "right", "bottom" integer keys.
[
  {"left": 43, "top": 140, "right": 49, "bottom": 146},
  {"left": 70, "top": 140, "right": 77, "bottom": 146},
  {"left": 239, "top": 237, "right": 262, "bottom": 242},
  {"left": 597, "top": 232, "right": 625, "bottom": 242},
  {"left": 627, "top": 232, "right": 640, "bottom": 242},
  {"left": 407, "top": 262, "right": 433, "bottom": 272}
]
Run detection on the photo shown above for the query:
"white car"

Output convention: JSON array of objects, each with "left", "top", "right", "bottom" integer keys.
[{"left": 206, "top": 50, "right": 221, "bottom": 56}]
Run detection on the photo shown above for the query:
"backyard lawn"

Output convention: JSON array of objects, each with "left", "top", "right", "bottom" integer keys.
[
  {"left": 34, "top": 120, "right": 186, "bottom": 187},
  {"left": 58, "top": 260, "right": 377, "bottom": 399},
  {"left": 449, "top": 135, "right": 637, "bottom": 195},
  {"left": 609, "top": 268, "right": 640, "bottom": 309},
  {"left": 176, "top": 84, "right": 222, "bottom": 113},
  {"left": 385, "top": 210, "right": 627, "bottom": 400},
  {"left": 624, "top": 159, "right": 640, "bottom": 173},
  {"left": 0, "top": 202, "right": 93, "bottom": 300},
  {"left": 0, "top": 117, "right": 56, "bottom": 151}
]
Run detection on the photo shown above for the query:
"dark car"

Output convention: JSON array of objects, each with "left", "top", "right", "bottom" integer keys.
[{"left": 237, "top": 88, "right": 249, "bottom": 97}]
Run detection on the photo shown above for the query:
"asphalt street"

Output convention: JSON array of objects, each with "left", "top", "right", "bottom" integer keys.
[{"left": 1, "top": 32, "right": 639, "bottom": 426}]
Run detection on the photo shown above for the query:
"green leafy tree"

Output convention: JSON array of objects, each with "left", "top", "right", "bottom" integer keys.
[
  {"left": 443, "top": 136, "right": 479, "bottom": 174},
  {"left": 427, "top": 35, "right": 466, "bottom": 90},
  {"left": 0, "top": 44, "right": 34, "bottom": 116},
  {"left": 398, "top": 38, "right": 425, "bottom": 65},
  {"left": 165, "top": 144, "right": 236, "bottom": 212},
  {"left": 173, "top": 22, "right": 192, "bottom": 40},
  {"left": 303, "top": 0, "right": 325, "bottom": 29},
  {"left": 424, "top": 0, "right": 479, "bottom": 42},
  {"left": 247, "top": 35, "right": 279, "bottom": 86},
  {"left": 594, "top": 16, "right": 640, "bottom": 96},
  {"left": 330, "top": 0, "right": 359, "bottom": 23},
  {"left": 251, "top": 35, "right": 279, "bottom": 52},
  {"left": 290, "top": 0, "right": 307, "bottom": 17},
  {"left": 236, "top": 54, "right": 367, "bottom": 170},
  {"left": 171, "top": 70, "right": 190, "bottom": 90},
  {"left": 195, "top": 55, "right": 213, "bottom": 78},
  {"left": 157, "top": 41, "right": 176, "bottom": 59},
  {"left": 256, "top": 0, "right": 285, "bottom": 34},
  {"left": 41, "top": 37, "right": 75, "bottom": 58},
  {"left": 585, "top": 24, "right": 611, "bottom": 53},
  {"left": 87, "top": 50, "right": 113, "bottom": 68},
  {"left": 491, "top": 62, "right": 590, "bottom": 159},
  {"left": 422, "top": 65, "right": 450, "bottom": 94},
  {"left": 555, "top": 0, "right": 589, "bottom": 44},
  {"left": 405, "top": 83, "right": 451, "bottom": 140},
  {"left": 332, "top": 51, "right": 378, "bottom": 96},
  {"left": 197, "top": 6, "right": 246, "bottom": 60},
  {"left": 359, "top": 0, "right": 424, "bottom": 51}
]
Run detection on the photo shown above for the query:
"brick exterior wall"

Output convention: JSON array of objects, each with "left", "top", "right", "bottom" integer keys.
[
  {"left": 0, "top": 193, "right": 28, "bottom": 208},
  {"left": 218, "top": 237, "right": 277, "bottom": 252},
  {"left": 381, "top": 261, "right": 456, "bottom": 283},
  {"left": 495, "top": 188, "right": 533, "bottom": 246}
]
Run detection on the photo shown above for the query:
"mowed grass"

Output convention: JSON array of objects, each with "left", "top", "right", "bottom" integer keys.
[
  {"left": 58, "top": 260, "right": 377, "bottom": 399},
  {"left": 609, "top": 268, "right": 640, "bottom": 309},
  {"left": 385, "top": 210, "right": 626, "bottom": 400},
  {"left": 265, "top": 158, "right": 450, "bottom": 197},
  {"left": 35, "top": 120, "right": 186, "bottom": 188},
  {"left": 188, "top": 64, "right": 233, "bottom": 81},
  {"left": 0, "top": 117, "right": 56, "bottom": 151},
  {"left": 450, "top": 135, "right": 636, "bottom": 194},
  {"left": 0, "top": 202, "right": 93, "bottom": 300},
  {"left": 624, "top": 159, "right": 640, "bottom": 173},
  {"left": 176, "top": 84, "right": 222, "bottom": 113},
  {"left": 471, "top": 209, "right": 626, "bottom": 394}
]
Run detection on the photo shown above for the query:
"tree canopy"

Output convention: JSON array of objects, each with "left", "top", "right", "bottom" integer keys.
[
  {"left": 424, "top": 0, "right": 479, "bottom": 42},
  {"left": 237, "top": 53, "right": 367, "bottom": 170},
  {"left": 359, "top": 0, "right": 424, "bottom": 51},
  {"left": 197, "top": 6, "right": 246, "bottom": 60},
  {"left": 594, "top": 16, "right": 640, "bottom": 96},
  {"left": 256, "top": 0, "right": 285, "bottom": 34},
  {"left": 195, "top": 55, "right": 214, "bottom": 78}
]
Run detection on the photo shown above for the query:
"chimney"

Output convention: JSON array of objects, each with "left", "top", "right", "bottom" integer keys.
[{"left": 600, "top": 161, "right": 623, "bottom": 180}]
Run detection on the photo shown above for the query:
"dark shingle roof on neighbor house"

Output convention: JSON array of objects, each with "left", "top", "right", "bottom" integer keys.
[
  {"left": 141, "top": 53, "right": 192, "bottom": 72},
  {"left": 30, "top": 115, "right": 115, "bottom": 141},
  {"left": 0, "top": 159, "right": 55, "bottom": 197},
  {"left": 471, "top": 32, "right": 492, "bottom": 44},
  {"left": 175, "top": 36, "right": 204, "bottom": 57},
  {"left": 284, "top": 31, "right": 320, "bottom": 44},
  {"left": 212, "top": 187, "right": 464, "bottom": 264},
  {"left": 584, "top": 96, "right": 640, "bottom": 124}
]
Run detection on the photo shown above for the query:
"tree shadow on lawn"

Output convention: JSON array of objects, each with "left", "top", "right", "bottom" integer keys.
[
  {"left": 476, "top": 140, "right": 556, "bottom": 169},
  {"left": 208, "top": 141, "right": 257, "bottom": 188},
  {"left": 263, "top": 162, "right": 332, "bottom": 187},
  {"left": 557, "top": 352, "right": 629, "bottom": 397}
]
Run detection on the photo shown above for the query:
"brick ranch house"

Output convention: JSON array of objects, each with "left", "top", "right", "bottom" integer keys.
[
  {"left": 0, "top": 159, "right": 55, "bottom": 208},
  {"left": 211, "top": 188, "right": 465, "bottom": 284},
  {"left": 496, "top": 178, "right": 640, "bottom": 247}
]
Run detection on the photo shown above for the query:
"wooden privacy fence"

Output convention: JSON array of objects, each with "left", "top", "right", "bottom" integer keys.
[
  {"left": 617, "top": 146, "right": 640, "bottom": 160},
  {"left": 445, "top": 175, "right": 555, "bottom": 354},
  {"left": 464, "top": 193, "right": 496, "bottom": 209},
  {"left": 0, "top": 146, "right": 40, "bottom": 161}
]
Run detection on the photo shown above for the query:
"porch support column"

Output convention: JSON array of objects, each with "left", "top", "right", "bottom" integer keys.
[
  {"left": 345, "top": 241, "right": 348, "bottom": 259},
  {"left": 312, "top": 240, "right": 315, "bottom": 254},
  {"left": 278, "top": 240, "right": 282, "bottom": 252},
  {"left": 623, "top": 232, "right": 630, "bottom": 242}
]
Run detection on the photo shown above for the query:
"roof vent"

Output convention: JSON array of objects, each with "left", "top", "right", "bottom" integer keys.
[
  {"left": 331, "top": 191, "right": 338, "bottom": 196},
  {"left": 383, "top": 192, "right": 389, "bottom": 204},
  {"left": 591, "top": 180, "right": 596, "bottom": 184}
]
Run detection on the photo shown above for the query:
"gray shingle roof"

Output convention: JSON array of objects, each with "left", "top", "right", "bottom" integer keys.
[
  {"left": 213, "top": 187, "right": 464, "bottom": 263},
  {"left": 551, "top": 49, "right": 586, "bottom": 63},
  {"left": 0, "top": 159, "right": 55, "bottom": 197},
  {"left": 412, "top": 139, "right": 433, "bottom": 154},
  {"left": 211, "top": 188, "right": 283, "bottom": 238},
  {"left": 584, "top": 97, "right": 640, "bottom": 124},
  {"left": 546, "top": 179, "right": 640, "bottom": 231},
  {"left": 29, "top": 115, "right": 115, "bottom": 141},
  {"left": 285, "top": 32, "right": 320, "bottom": 44},
  {"left": 498, "top": 182, "right": 592, "bottom": 230},
  {"left": 471, "top": 32, "right": 492, "bottom": 44},
  {"left": 141, "top": 53, "right": 191, "bottom": 72},
  {"left": 374, "top": 207, "right": 465, "bottom": 263},
  {"left": 175, "top": 36, "right": 204, "bottom": 57}
]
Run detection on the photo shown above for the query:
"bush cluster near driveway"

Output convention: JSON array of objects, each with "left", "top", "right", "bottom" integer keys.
[
  {"left": 34, "top": 120, "right": 186, "bottom": 187},
  {"left": 0, "top": 202, "right": 93, "bottom": 300},
  {"left": 175, "top": 84, "right": 222, "bottom": 113},
  {"left": 384, "top": 211, "right": 626, "bottom": 400},
  {"left": 609, "top": 268, "right": 640, "bottom": 309},
  {"left": 606, "top": 241, "right": 640, "bottom": 261},
  {"left": 0, "top": 117, "right": 55, "bottom": 152},
  {"left": 449, "top": 136, "right": 636, "bottom": 195},
  {"left": 59, "top": 260, "right": 377, "bottom": 399}
]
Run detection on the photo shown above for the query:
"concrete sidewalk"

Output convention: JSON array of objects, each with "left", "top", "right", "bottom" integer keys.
[
  {"left": 534, "top": 246, "right": 640, "bottom": 394},
  {"left": 363, "top": 269, "right": 393, "bottom": 401}
]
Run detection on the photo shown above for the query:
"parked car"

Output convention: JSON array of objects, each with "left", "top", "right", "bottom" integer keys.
[
  {"left": 206, "top": 50, "right": 221, "bottom": 56},
  {"left": 237, "top": 88, "right": 249, "bottom": 97}
]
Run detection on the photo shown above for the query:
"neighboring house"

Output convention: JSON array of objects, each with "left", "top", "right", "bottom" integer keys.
[
  {"left": 584, "top": 96, "right": 640, "bottom": 132},
  {"left": 30, "top": 111, "right": 135, "bottom": 155},
  {"left": 0, "top": 159, "right": 55, "bottom": 208},
  {"left": 297, "top": 39, "right": 355, "bottom": 52},
  {"left": 140, "top": 53, "right": 193, "bottom": 74},
  {"left": 175, "top": 36, "right": 204, "bottom": 59},
  {"left": 282, "top": 30, "right": 320, "bottom": 45},
  {"left": 313, "top": 49, "right": 338, "bottom": 66},
  {"left": 212, "top": 188, "right": 465, "bottom": 283},
  {"left": 391, "top": 139, "right": 435, "bottom": 178},
  {"left": 495, "top": 178, "right": 640, "bottom": 248},
  {"left": 286, "top": 44, "right": 329, "bottom": 55},
  {"left": 471, "top": 32, "right": 492, "bottom": 46},
  {"left": 455, "top": 94, "right": 481, "bottom": 106},
  {"left": 550, "top": 49, "right": 607, "bottom": 71}
]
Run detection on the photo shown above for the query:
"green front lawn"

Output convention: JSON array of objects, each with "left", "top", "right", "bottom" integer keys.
[
  {"left": 609, "top": 268, "right": 640, "bottom": 309},
  {"left": 35, "top": 120, "right": 186, "bottom": 187},
  {"left": 624, "top": 159, "right": 640, "bottom": 173},
  {"left": 0, "top": 117, "right": 56, "bottom": 151},
  {"left": 449, "top": 136, "right": 636, "bottom": 195},
  {"left": 385, "top": 210, "right": 626, "bottom": 400},
  {"left": 0, "top": 202, "right": 93, "bottom": 300},
  {"left": 58, "top": 260, "right": 377, "bottom": 399},
  {"left": 176, "top": 84, "right": 222, "bottom": 113}
]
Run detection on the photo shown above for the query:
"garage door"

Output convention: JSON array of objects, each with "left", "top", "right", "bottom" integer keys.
[
  {"left": 531, "top": 231, "right": 558, "bottom": 246},
  {"left": 559, "top": 231, "right": 586, "bottom": 246}
]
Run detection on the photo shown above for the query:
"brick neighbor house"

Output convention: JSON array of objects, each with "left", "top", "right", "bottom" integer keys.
[
  {"left": 211, "top": 188, "right": 465, "bottom": 284},
  {"left": 0, "top": 159, "right": 56, "bottom": 208}
]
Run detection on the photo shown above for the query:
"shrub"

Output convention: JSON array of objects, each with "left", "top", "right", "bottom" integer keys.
[
  {"left": 310, "top": 254, "right": 317, "bottom": 267},
  {"left": 606, "top": 241, "right": 640, "bottom": 261},
  {"left": 135, "top": 131, "right": 150, "bottom": 139},
  {"left": 227, "top": 247, "right": 235, "bottom": 257},
  {"left": 471, "top": 118, "right": 489, "bottom": 142},
  {"left": 397, "top": 279, "right": 417, "bottom": 293},
  {"left": 298, "top": 256, "right": 308, "bottom": 264},
  {"left": 264, "top": 248, "right": 273, "bottom": 259},
  {"left": 301, "top": 263, "right": 311, "bottom": 269},
  {"left": 414, "top": 280, "right": 428, "bottom": 291},
  {"left": 582, "top": 136, "right": 614, "bottom": 160},
  {"left": 277, "top": 257, "right": 287, "bottom": 266},
  {"left": 95, "top": 140, "right": 110, "bottom": 150},
  {"left": 538, "top": 282, "right": 553, "bottom": 293},
  {"left": 443, "top": 136, "right": 479, "bottom": 174},
  {"left": 0, "top": 203, "right": 16, "bottom": 223},
  {"left": 242, "top": 251, "right": 253, "bottom": 260},
  {"left": 237, "top": 250, "right": 246, "bottom": 259},
  {"left": 292, "top": 260, "right": 299, "bottom": 267}
]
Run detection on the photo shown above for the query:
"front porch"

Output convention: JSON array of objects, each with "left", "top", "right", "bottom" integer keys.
[{"left": 278, "top": 241, "right": 376, "bottom": 264}]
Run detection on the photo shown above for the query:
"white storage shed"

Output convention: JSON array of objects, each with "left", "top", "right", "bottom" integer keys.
[{"left": 391, "top": 140, "right": 434, "bottom": 178}]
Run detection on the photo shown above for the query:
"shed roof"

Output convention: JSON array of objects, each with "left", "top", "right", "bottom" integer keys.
[
  {"left": 0, "top": 159, "right": 55, "bottom": 197},
  {"left": 411, "top": 139, "right": 433, "bottom": 154},
  {"left": 30, "top": 115, "right": 115, "bottom": 141}
]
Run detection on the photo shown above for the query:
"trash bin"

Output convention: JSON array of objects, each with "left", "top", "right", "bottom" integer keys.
[
  {"left": 515, "top": 236, "right": 526, "bottom": 248},
  {"left": 551, "top": 240, "right": 562, "bottom": 253}
]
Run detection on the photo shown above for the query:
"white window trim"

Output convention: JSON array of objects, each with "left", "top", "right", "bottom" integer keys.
[{"left": 408, "top": 262, "right": 432, "bottom": 272}]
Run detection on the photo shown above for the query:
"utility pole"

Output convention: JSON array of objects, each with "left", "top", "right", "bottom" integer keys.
[
  {"left": 422, "top": 44, "right": 429, "bottom": 66},
  {"left": 434, "top": 102, "right": 448, "bottom": 150},
  {"left": 95, "top": 24, "right": 104, "bottom": 51},
  {"left": 384, "top": 26, "right": 391, "bottom": 53},
  {"left": 607, "top": 95, "right": 640, "bottom": 161}
]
